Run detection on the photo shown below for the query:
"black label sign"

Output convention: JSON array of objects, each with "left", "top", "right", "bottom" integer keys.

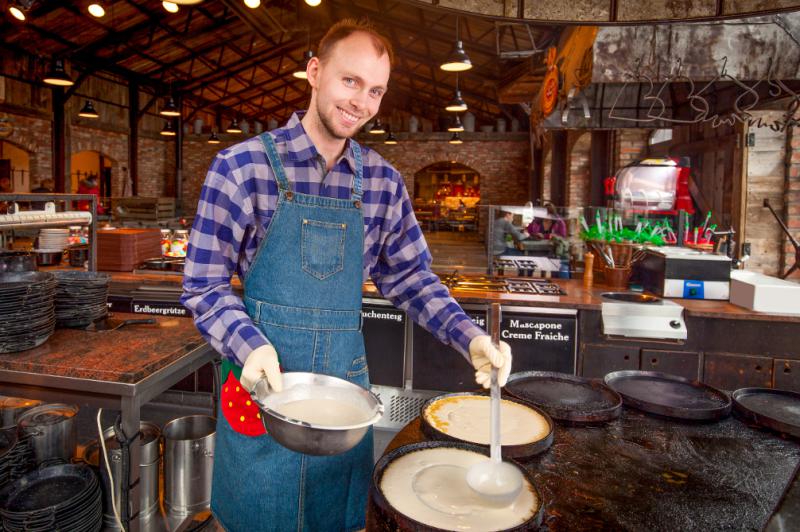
[
  {"left": 362, "top": 304, "right": 406, "bottom": 387},
  {"left": 131, "top": 300, "right": 190, "bottom": 317},
  {"left": 501, "top": 313, "right": 576, "bottom": 374}
]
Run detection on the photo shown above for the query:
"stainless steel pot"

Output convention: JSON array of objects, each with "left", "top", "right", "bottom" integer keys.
[
  {"left": 68, "top": 245, "right": 89, "bottom": 267},
  {"left": 82, "top": 421, "right": 161, "bottom": 526},
  {"left": 34, "top": 249, "right": 64, "bottom": 267},
  {"left": 16, "top": 403, "right": 78, "bottom": 464},
  {"left": 0, "top": 396, "right": 43, "bottom": 430},
  {"left": 251, "top": 372, "right": 384, "bottom": 456},
  {"left": 162, "top": 415, "right": 215, "bottom": 515}
]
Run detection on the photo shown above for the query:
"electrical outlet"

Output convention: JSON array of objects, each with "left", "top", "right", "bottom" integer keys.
[{"left": 742, "top": 242, "right": 751, "bottom": 256}]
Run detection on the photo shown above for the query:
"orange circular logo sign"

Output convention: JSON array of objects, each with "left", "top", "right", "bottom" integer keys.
[{"left": 541, "top": 69, "right": 559, "bottom": 116}]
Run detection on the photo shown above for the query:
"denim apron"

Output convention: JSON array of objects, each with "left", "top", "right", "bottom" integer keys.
[{"left": 211, "top": 133, "right": 371, "bottom": 532}]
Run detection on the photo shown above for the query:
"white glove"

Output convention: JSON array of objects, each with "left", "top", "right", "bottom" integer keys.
[
  {"left": 240, "top": 344, "right": 283, "bottom": 393},
  {"left": 468, "top": 335, "right": 512, "bottom": 389}
]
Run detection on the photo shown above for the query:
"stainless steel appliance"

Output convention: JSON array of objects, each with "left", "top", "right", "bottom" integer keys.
[
  {"left": 636, "top": 247, "right": 731, "bottom": 300},
  {"left": 600, "top": 292, "right": 687, "bottom": 340}
]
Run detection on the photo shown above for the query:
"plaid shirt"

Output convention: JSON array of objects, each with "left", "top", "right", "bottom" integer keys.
[{"left": 181, "top": 112, "right": 484, "bottom": 366}]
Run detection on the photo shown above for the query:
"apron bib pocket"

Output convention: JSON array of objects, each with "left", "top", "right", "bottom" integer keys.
[{"left": 301, "top": 219, "right": 345, "bottom": 280}]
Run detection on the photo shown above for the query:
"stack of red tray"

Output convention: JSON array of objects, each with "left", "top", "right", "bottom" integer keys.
[{"left": 97, "top": 229, "right": 162, "bottom": 271}]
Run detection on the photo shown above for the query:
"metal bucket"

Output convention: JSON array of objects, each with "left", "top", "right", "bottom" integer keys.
[
  {"left": 162, "top": 415, "right": 215, "bottom": 515},
  {"left": 83, "top": 421, "right": 162, "bottom": 526},
  {"left": 16, "top": 403, "right": 78, "bottom": 464},
  {"left": 0, "top": 396, "right": 43, "bottom": 430}
]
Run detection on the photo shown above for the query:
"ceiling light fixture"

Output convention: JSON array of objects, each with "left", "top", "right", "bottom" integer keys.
[
  {"left": 208, "top": 131, "right": 221, "bottom": 144},
  {"left": 440, "top": 17, "right": 472, "bottom": 72},
  {"left": 369, "top": 118, "right": 385, "bottom": 134},
  {"left": 78, "top": 100, "right": 99, "bottom": 118},
  {"left": 87, "top": 2, "right": 105, "bottom": 17},
  {"left": 8, "top": 0, "right": 33, "bottom": 21},
  {"left": 159, "top": 96, "right": 180, "bottom": 117},
  {"left": 384, "top": 131, "right": 398, "bottom": 145},
  {"left": 160, "top": 121, "right": 177, "bottom": 136},
  {"left": 243, "top": 0, "right": 260, "bottom": 8},
  {"left": 447, "top": 115, "right": 464, "bottom": 132},
  {"left": 162, "top": 1, "right": 179, "bottom": 13},
  {"left": 169, "top": 0, "right": 204, "bottom": 4},
  {"left": 9, "top": 6, "right": 25, "bottom": 21},
  {"left": 43, "top": 59, "right": 74, "bottom": 86},
  {"left": 305, "top": 0, "right": 322, "bottom": 5},
  {"left": 226, "top": 119, "right": 242, "bottom": 134},
  {"left": 445, "top": 74, "right": 467, "bottom": 112},
  {"left": 448, "top": 132, "right": 463, "bottom": 145},
  {"left": 293, "top": 50, "right": 313, "bottom": 80}
]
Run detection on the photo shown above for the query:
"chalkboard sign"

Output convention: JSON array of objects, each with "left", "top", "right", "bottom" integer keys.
[
  {"left": 412, "top": 309, "right": 486, "bottom": 392},
  {"left": 362, "top": 300, "right": 406, "bottom": 387},
  {"left": 412, "top": 307, "right": 577, "bottom": 392}
]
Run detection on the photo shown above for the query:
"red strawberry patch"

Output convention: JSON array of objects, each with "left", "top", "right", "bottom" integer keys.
[{"left": 221, "top": 371, "right": 267, "bottom": 437}]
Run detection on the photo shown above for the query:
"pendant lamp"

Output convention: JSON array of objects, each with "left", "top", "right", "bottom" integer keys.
[
  {"left": 87, "top": 2, "right": 105, "bottom": 17},
  {"left": 447, "top": 115, "right": 464, "bottom": 132},
  {"left": 440, "top": 17, "right": 472, "bottom": 72},
  {"left": 78, "top": 100, "right": 99, "bottom": 118},
  {"left": 243, "top": 0, "right": 260, "bottom": 7},
  {"left": 293, "top": 50, "right": 314, "bottom": 79},
  {"left": 226, "top": 119, "right": 242, "bottom": 134},
  {"left": 369, "top": 118, "right": 385, "bottom": 134},
  {"left": 160, "top": 121, "right": 177, "bottom": 136},
  {"left": 208, "top": 131, "right": 221, "bottom": 144},
  {"left": 8, "top": 0, "right": 33, "bottom": 21},
  {"left": 43, "top": 59, "right": 74, "bottom": 86},
  {"left": 384, "top": 131, "right": 398, "bottom": 145},
  {"left": 168, "top": 0, "right": 204, "bottom": 4},
  {"left": 445, "top": 74, "right": 467, "bottom": 113},
  {"left": 159, "top": 96, "right": 180, "bottom": 117},
  {"left": 448, "top": 132, "right": 463, "bottom": 145},
  {"left": 305, "top": 0, "right": 321, "bottom": 5},
  {"left": 162, "top": 1, "right": 179, "bottom": 13}
]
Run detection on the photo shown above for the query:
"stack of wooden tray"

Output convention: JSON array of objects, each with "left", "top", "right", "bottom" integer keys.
[
  {"left": 97, "top": 229, "right": 162, "bottom": 271},
  {"left": 110, "top": 197, "right": 176, "bottom": 223}
]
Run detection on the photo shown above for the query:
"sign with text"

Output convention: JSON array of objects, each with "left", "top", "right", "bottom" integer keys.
[
  {"left": 362, "top": 302, "right": 406, "bottom": 387},
  {"left": 130, "top": 299, "right": 190, "bottom": 317}
]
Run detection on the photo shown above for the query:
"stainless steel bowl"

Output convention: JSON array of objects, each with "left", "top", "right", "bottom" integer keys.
[{"left": 251, "top": 372, "right": 383, "bottom": 456}]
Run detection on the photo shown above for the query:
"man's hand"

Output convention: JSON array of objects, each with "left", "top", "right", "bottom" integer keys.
[
  {"left": 240, "top": 345, "right": 283, "bottom": 393},
  {"left": 468, "top": 335, "right": 512, "bottom": 389}
]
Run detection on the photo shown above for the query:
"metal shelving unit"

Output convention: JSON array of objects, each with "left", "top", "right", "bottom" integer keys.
[{"left": 0, "top": 193, "right": 98, "bottom": 271}]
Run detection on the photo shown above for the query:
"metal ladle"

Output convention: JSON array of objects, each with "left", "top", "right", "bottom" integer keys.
[{"left": 465, "top": 303, "right": 524, "bottom": 505}]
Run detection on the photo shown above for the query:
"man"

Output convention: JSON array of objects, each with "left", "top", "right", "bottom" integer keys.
[
  {"left": 492, "top": 210, "right": 529, "bottom": 257},
  {"left": 182, "top": 19, "right": 512, "bottom": 532}
]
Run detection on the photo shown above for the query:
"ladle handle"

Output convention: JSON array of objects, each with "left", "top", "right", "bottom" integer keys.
[{"left": 489, "top": 303, "right": 502, "bottom": 464}]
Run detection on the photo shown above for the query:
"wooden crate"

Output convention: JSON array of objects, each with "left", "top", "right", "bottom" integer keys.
[{"left": 111, "top": 197, "right": 176, "bottom": 222}]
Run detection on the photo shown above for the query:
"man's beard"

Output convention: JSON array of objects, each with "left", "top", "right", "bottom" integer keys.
[{"left": 316, "top": 104, "right": 366, "bottom": 141}]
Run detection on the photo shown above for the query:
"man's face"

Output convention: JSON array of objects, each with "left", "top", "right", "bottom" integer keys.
[{"left": 307, "top": 32, "right": 391, "bottom": 141}]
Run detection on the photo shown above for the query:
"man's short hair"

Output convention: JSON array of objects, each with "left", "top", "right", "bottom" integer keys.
[
  {"left": 318, "top": 18, "right": 394, "bottom": 67},
  {"left": 498, "top": 210, "right": 513, "bottom": 218}
]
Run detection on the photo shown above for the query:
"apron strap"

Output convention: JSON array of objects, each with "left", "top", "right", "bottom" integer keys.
[
  {"left": 259, "top": 133, "right": 290, "bottom": 192},
  {"left": 350, "top": 140, "right": 364, "bottom": 202}
]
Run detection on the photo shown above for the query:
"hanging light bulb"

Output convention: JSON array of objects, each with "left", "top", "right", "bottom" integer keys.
[
  {"left": 8, "top": 0, "right": 33, "bottom": 21},
  {"left": 445, "top": 90, "right": 467, "bottom": 112},
  {"left": 305, "top": 0, "right": 321, "bottom": 5},
  {"left": 160, "top": 121, "right": 177, "bottom": 136},
  {"left": 162, "top": 1, "right": 179, "bottom": 13},
  {"left": 440, "top": 17, "right": 472, "bottom": 72},
  {"left": 208, "top": 131, "right": 221, "bottom": 144},
  {"left": 243, "top": 0, "right": 260, "bottom": 7},
  {"left": 159, "top": 96, "right": 180, "bottom": 117},
  {"left": 226, "top": 119, "right": 242, "bottom": 134},
  {"left": 78, "top": 100, "right": 99, "bottom": 118},
  {"left": 87, "top": 2, "right": 105, "bottom": 17},
  {"left": 169, "top": 0, "right": 205, "bottom": 4},
  {"left": 9, "top": 6, "right": 25, "bottom": 21},
  {"left": 369, "top": 118, "right": 385, "bottom": 134},
  {"left": 293, "top": 50, "right": 314, "bottom": 80},
  {"left": 447, "top": 115, "right": 464, "bottom": 132},
  {"left": 448, "top": 132, "right": 463, "bottom": 145},
  {"left": 384, "top": 131, "right": 398, "bottom": 145},
  {"left": 43, "top": 59, "right": 74, "bottom": 86}
]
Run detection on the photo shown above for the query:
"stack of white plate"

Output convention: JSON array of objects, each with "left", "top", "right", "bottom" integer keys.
[{"left": 37, "top": 229, "right": 70, "bottom": 251}]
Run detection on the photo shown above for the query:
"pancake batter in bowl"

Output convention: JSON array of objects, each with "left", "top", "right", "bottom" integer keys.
[
  {"left": 424, "top": 395, "right": 549, "bottom": 445},
  {"left": 380, "top": 447, "right": 537, "bottom": 531}
]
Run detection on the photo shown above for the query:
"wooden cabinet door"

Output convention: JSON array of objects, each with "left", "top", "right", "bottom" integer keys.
[
  {"left": 641, "top": 349, "right": 700, "bottom": 381},
  {"left": 703, "top": 352, "right": 773, "bottom": 390}
]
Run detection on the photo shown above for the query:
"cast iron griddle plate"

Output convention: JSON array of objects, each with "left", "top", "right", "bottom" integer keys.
[
  {"left": 604, "top": 370, "right": 731, "bottom": 421},
  {"left": 733, "top": 387, "right": 800, "bottom": 438},
  {"left": 506, "top": 371, "right": 622, "bottom": 424}
]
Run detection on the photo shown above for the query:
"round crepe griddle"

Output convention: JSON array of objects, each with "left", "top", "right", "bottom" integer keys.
[
  {"left": 732, "top": 388, "right": 800, "bottom": 438},
  {"left": 604, "top": 370, "right": 731, "bottom": 421},
  {"left": 506, "top": 371, "right": 622, "bottom": 424}
]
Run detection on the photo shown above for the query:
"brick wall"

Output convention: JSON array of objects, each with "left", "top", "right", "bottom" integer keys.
[
  {"left": 615, "top": 129, "right": 651, "bottom": 171},
  {"left": 568, "top": 132, "right": 591, "bottom": 207},
  {"left": 784, "top": 120, "right": 800, "bottom": 279},
  {"left": 1, "top": 111, "right": 52, "bottom": 187}
]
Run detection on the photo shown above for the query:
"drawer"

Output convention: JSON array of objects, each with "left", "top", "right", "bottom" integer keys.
[
  {"left": 580, "top": 343, "right": 639, "bottom": 379},
  {"left": 773, "top": 359, "right": 800, "bottom": 392},
  {"left": 641, "top": 349, "right": 700, "bottom": 381},
  {"left": 703, "top": 352, "right": 773, "bottom": 391}
]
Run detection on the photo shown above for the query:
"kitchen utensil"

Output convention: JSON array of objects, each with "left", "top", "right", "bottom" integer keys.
[
  {"left": 466, "top": 303, "right": 523, "bottom": 506},
  {"left": 506, "top": 371, "right": 622, "bottom": 425},
  {"left": 67, "top": 245, "right": 89, "bottom": 267},
  {"left": 732, "top": 388, "right": 800, "bottom": 438},
  {"left": 251, "top": 372, "right": 383, "bottom": 456},
  {"left": 33, "top": 249, "right": 63, "bottom": 267},
  {"left": 16, "top": 403, "right": 78, "bottom": 464},
  {"left": 162, "top": 415, "right": 215, "bottom": 515},
  {"left": 419, "top": 392, "right": 554, "bottom": 458},
  {"left": 604, "top": 370, "right": 731, "bottom": 421},
  {"left": 85, "top": 317, "right": 155, "bottom": 332},
  {"left": 0, "top": 251, "right": 36, "bottom": 273}
]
